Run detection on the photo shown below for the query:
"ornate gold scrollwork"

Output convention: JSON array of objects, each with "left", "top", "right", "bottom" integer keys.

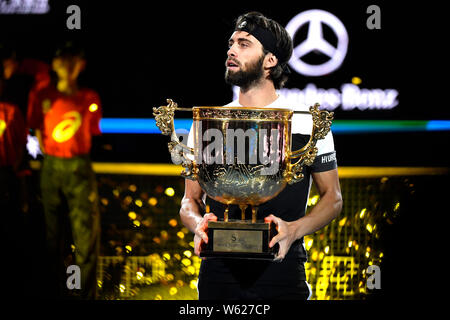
[
  {"left": 285, "top": 103, "right": 334, "bottom": 184},
  {"left": 153, "top": 99, "right": 197, "bottom": 180},
  {"left": 311, "top": 103, "right": 334, "bottom": 140},
  {"left": 196, "top": 107, "right": 292, "bottom": 121}
]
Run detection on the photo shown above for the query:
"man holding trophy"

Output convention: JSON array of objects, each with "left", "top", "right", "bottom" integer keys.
[{"left": 156, "top": 12, "right": 343, "bottom": 300}]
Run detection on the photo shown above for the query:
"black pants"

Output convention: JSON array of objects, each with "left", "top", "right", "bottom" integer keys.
[
  {"left": 40, "top": 155, "right": 100, "bottom": 299},
  {"left": 198, "top": 281, "right": 311, "bottom": 300},
  {"left": 197, "top": 257, "right": 311, "bottom": 300}
]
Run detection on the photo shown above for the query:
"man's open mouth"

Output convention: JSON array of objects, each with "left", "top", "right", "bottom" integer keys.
[{"left": 226, "top": 60, "right": 240, "bottom": 68}]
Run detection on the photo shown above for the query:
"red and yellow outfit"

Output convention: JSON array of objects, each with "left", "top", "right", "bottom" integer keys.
[
  {"left": 27, "top": 86, "right": 102, "bottom": 157},
  {"left": 28, "top": 85, "right": 102, "bottom": 299}
]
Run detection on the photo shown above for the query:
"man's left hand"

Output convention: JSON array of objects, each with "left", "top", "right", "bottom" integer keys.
[{"left": 264, "top": 214, "right": 299, "bottom": 261}]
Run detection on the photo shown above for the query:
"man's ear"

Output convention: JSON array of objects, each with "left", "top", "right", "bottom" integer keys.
[
  {"left": 263, "top": 53, "right": 278, "bottom": 79},
  {"left": 264, "top": 53, "right": 278, "bottom": 69}
]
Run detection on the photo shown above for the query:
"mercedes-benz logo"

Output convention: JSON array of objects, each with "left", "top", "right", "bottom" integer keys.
[{"left": 286, "top": 9, "right": 349, "bottom": 77}]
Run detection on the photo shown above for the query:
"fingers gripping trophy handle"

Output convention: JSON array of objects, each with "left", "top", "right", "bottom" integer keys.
[
  {"left": 152, "top": 99, "right": 198, "bottom": 180},
  {"left": 285, "top": 103, "right": 334, "bottom": 184}
]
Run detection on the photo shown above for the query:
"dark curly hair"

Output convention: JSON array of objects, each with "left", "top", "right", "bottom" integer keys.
[{"left": 234, "top": 12, "right": 293, "bottom": 89}]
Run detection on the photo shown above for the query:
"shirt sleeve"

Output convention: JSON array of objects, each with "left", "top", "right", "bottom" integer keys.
[{"left": 310, "top": 130, "right": 338, "bottom": 173}]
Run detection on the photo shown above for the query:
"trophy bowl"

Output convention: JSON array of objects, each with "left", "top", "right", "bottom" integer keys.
[
  {"left": 193, "top": 105, "right": 293, "bottom": 207},
  {"left": 153, "top": 99, "right": 333, "bottom": 259}
]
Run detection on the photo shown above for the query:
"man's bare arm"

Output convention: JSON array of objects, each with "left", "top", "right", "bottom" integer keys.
[
  {"left": 267, "top": 168, "right": 343, "bottom": 259},
  {"left": 180, "top": 179, "right": 206, "bottom": 233},
  {"left": 180, "top": 179, "right": 217, "bottom": 255},
  {"left": 292, "top": 168, "right": 343, "bottom": 239}
]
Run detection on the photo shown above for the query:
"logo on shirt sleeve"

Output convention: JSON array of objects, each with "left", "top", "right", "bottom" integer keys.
[
  {"left": 52, "top": 111, "right": 82, "bottom": 143},
  {"left": 320, "top": 151, "right": 337, "bottom": 164}
]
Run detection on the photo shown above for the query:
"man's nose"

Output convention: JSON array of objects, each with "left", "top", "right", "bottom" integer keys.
[{"left": 227, "top": 44, "right": 237, "bottom": 58}]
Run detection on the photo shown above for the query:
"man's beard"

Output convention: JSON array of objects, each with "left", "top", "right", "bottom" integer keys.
[{"left": 225, "top": 54, "right": 265, "bottom": 91}]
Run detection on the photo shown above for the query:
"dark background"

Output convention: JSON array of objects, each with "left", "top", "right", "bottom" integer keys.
[{"left": 1, "top": 0, "right": 448, "bottom": 165}]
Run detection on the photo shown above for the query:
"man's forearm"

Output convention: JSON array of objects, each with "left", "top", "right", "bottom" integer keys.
[
  {"left": 180, "top": 197, "right": 205, "bottom": 233},
  {"left": 292, "top": 190, "right": 343, "bottom": 240}
]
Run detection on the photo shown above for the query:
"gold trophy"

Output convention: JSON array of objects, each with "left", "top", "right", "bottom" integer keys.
[{"left": 153, "top": 99, "right": 333, "bottom": 259}]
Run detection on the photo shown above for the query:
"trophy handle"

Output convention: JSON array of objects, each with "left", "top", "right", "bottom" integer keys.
[
  {"left": 285, "top": 103, "right": 334, "bottom": 184},
  {"left": 153, "top": 99, "right": 198, "bottom": 180}
]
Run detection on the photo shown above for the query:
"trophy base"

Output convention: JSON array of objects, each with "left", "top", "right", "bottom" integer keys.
[{"left": 200, "top": 219, "right": 278, "bottom": 260}]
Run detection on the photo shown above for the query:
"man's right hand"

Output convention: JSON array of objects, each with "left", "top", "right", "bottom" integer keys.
[{"left": 194, "top": 212, "right": 218, "bottom": 256}]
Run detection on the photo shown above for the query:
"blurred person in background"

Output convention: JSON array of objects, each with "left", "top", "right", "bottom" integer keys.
[
  {"left": 27, "top": 41, "right": 102, "bottom": 299},
  {"left": 0, "top": 62, "right": 28, "bottom": 297},
  {"left": 1, "top": 41, "right": 53, "bottom": 298},
  {"left": 1, "top": 42, "right": 52, "bottom": 213}
]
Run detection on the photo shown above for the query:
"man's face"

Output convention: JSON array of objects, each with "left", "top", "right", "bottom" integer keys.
[
  {"left": 225, "top": 31, "right": 266, "bottom": 89},
  {"left": 52, "top": 56, "right": 85, "bottom": 82}
]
